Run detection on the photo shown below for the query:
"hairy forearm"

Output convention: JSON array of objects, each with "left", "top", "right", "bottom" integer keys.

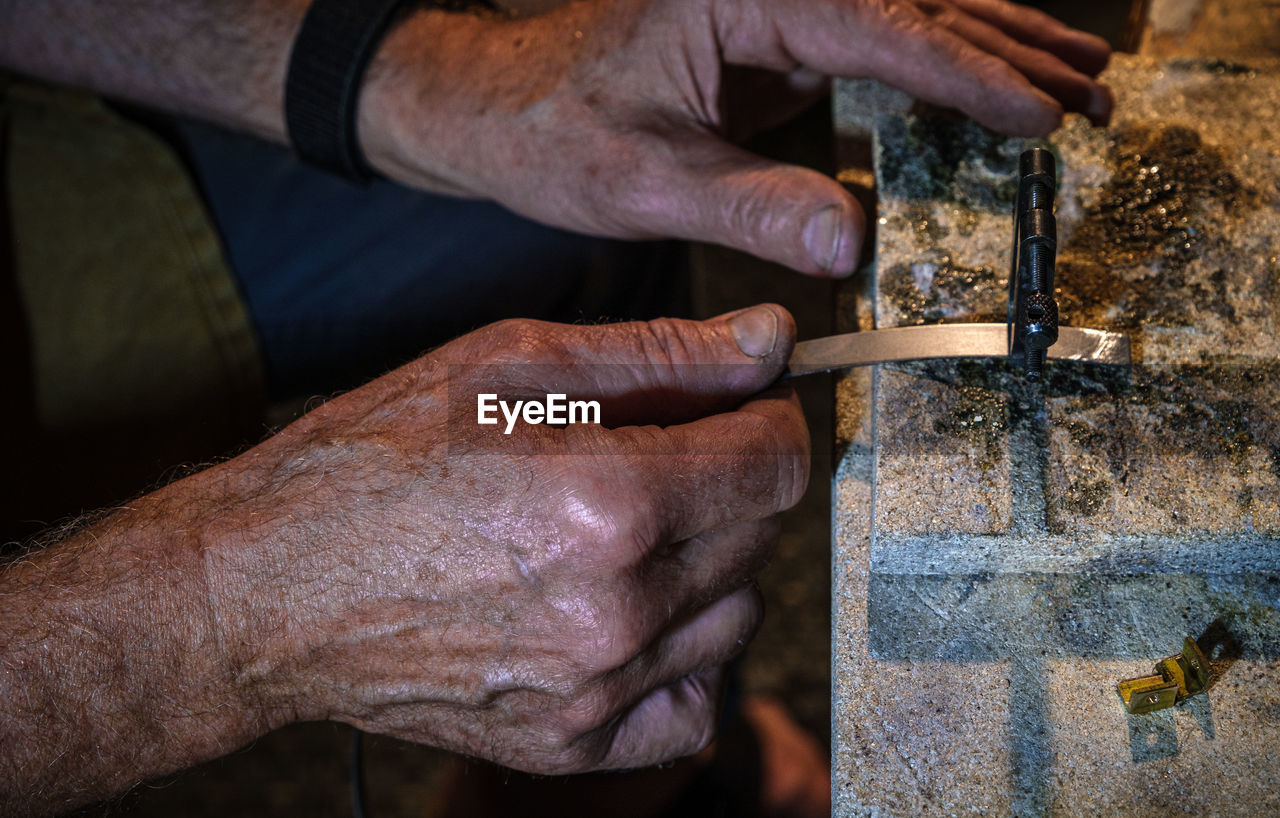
[
  {"left": 0, "top": 0, "right": 313, "bottom": 143},
  {"left": 0, "top": 0, "right": 499, "bottom": 195},
  {"left": 0, "top": 477, "right": 265, "bottom": 816}
]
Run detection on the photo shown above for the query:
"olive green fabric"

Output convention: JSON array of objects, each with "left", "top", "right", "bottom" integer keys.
[
  {"left": 2, "top": 78, "right": 264, "bottom": 529},
  {"left": 5, "top": 79, "right": 263, "bottom": 430}
]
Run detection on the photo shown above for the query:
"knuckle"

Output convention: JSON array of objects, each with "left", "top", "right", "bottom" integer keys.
[
  {"left": 558, "top": 684, "right": 620, "bottom": 737},
  {"left": 974, "top": 52, "right": 1015, "bottom": 86},
  {"left": 559, "top": 732, "right": 614, "bottom": 773},
  {"left": 483, "top": 317, "right": 543, "bottom": 352},
  {"left": 552, "top": 480, "right": 624, "bottom": 550},
  {"left": 597, "top": 616, "right": 649, "bottom": 672},
  {"left": 553, "top": 745, "right": 602, "bottom": 774},
  {"left": 528, "top": 733, "right": 605, "bottom": 775},
  {"left": 723, "top": 176, "right": 773, "bottom": 242},
  {"left": 912, "top": 0, "right": 957, "bottom": 26},
  {"left": 633, "top": 316, "right": 702, "bottom": 368},
  {"left": 552, "top": 461, "right": 663, "bottom": 557},
  {"left": 600, "top": 464, "right": 669, "bottom": 554},
  {"left": 860, "top": 0, "right": 929, "bottom": 33},
  {"left": 610, "top": 480, "right": 665, "bottom": 547},
  {"left": 967, "top": 51, "right": 1036, "bottom": 103},
  {"left": 565, "top": 596, "right": 648, "bottom": 674},
  {"left": 477, "top": 318, "right": 571, "bottom": 369},
  {"left": 721, "top": 169, "right": 804, "bottom": 250}
]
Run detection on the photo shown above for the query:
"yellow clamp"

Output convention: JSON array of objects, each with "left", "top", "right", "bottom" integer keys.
[{"left": 1117, "top": 637, "right": 1210, "bottom": 715}]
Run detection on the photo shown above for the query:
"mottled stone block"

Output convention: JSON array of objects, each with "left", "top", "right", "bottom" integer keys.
[
  {"left": 832, "top": 55, "right": 1280, "bottom": 817},
  {"left": 869, "top": 56, "right": 1280, "bottom": 575}
]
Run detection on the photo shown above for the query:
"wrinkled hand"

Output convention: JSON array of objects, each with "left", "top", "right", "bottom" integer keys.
[
  {"left": 203, "top": 304, "right": 807, "bottom": 773},
  {"left": 362, "top": 0, "right": 1111, "bottom": 277}
]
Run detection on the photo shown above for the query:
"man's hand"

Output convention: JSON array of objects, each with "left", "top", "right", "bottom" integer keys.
[
  {"left": 362, "top": 0, "right": 1113, "bottom": 276},
  {"left": 5, "top": 0, "right": 1110, "bottom": 279},
  {"left": 213, "top": 303, "right": 806, "bottom": 772},
  {"left": 0, "top": 305, "right": 807, "bottom": 813}
]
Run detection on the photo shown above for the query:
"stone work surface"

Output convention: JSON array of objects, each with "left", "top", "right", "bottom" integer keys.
[{"left": 833, "top": 56, "right": 1280, "bottom": 815}]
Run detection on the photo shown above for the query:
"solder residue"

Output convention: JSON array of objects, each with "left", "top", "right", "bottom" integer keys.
[{"left": 1057, "top": 124, "right": 1257, "bottom": 329}]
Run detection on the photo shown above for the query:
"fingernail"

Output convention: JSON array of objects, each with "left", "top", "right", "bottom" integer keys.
[
  {"left": 728, "top": 306, "right": 778, "bottom": 358},
  {"left": 803, "top": 205, "right": 843, "bottom": 272}
]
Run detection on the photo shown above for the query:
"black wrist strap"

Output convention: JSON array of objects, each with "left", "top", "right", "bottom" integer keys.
[{"left": 285, "top": 0, "right": 409, "bottom": 184}]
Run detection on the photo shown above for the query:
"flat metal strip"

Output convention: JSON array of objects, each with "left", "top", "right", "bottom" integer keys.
[{"left": 785, "top": 323, "right": 1130, "bottom": 378}]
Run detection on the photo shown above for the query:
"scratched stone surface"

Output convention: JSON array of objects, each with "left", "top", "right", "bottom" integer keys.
[{"left": 832, "top": 55, "right": 1280, "bottom": 816}]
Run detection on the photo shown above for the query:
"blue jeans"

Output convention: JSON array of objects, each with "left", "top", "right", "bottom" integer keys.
[{"left": 177, "top": 122, "right": 689, "bottom": 399}]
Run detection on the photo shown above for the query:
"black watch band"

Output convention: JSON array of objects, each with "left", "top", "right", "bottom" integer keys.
[{"left": 285, "top": 0, "right": 410, "bottom": 184}]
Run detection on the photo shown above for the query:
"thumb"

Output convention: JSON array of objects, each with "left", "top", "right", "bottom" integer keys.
[
  {"left": 636, "top": 136, "right": 864, "bottom": 278},
  {"left": 458, "top": 304, "right": 797, "bottom": 426}
]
